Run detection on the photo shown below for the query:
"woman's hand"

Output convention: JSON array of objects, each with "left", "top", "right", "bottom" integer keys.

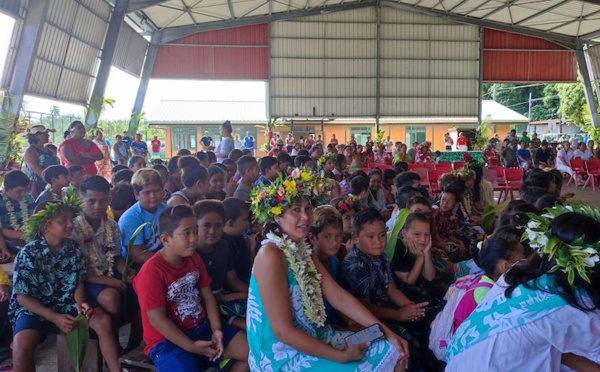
[
  {"left": 339, "top": 341, "right": 369, "bottom": 363},
  {"left": 397, "top": 302, "right": 427, "bottom": 322},
  {"left": 383, "top": 330, "right": 410, "bottom": 368},
  {"left": 77, "top": 302, "right": 94, "bottom": 320}
]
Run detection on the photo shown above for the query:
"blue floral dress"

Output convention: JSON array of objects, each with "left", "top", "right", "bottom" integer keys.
[{"left": 246, "top": 246, "right": 400, "bottom": 371}]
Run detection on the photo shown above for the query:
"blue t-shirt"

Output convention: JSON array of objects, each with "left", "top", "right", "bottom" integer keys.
[
  {"left": 244, "top": 136, "right": 254, "bottom": 149},
  {"left": 118, "top": 202, "right": 167, "bottom": 258},
  {"left": 516, "top": 149, "right": 531, "bottom": 162},
  {"left": 215, "top": 136, "right": 235, "bottom": 162},
  {"left": 255, "top": 176, "right": 271, "bottom": 187}
]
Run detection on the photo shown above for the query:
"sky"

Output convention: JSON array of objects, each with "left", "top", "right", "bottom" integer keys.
[{"left": 0, "top": 12, "right": 265, "bottom": 121}]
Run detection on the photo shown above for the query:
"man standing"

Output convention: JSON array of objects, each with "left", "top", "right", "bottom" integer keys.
[
  {"left": 122, "top": 131, "right": 131, "bottom": 151},
  {"left": 530, "top": 133, "right": 541, "bottom": 150},
  {"left": 501, "top": 142, "right": 518, "bottom": 168},
  {"left": 519, "top": 131, "right": 531, "bottom": 148},
  {"left": 150, "top": 135, "right": 161, "bottom": 159},
  {"left": 505, "top": 129, "right": 518, "bottom": 143},
  {"left": 244, "top": 131, "right": 255, "bottom": 155},
  {"left": 200, "top": 131, "right": 213, "bottom": 150}
]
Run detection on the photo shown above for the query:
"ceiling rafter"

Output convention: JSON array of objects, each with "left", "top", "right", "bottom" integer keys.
[
  {"left": 514, "top": 0, "right": 570, "bottom": 26},
  {"left": 479, "top": 0, "right": 519, "bottom": 20},
  {"left": 463, "top": 0, "right": 496, "bottom": 17}
]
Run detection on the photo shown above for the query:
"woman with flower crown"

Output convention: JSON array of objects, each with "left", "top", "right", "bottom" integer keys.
[
  {"left": 247, "top": 168, "right": 408, "bottom": 372},
  {"left": 446, "top": 205, "right": 600, "bottom": 371}
]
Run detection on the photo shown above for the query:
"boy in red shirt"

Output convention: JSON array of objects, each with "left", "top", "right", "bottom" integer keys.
[
  {"left": 134, "top": 205, "right": 248, "bottom": 372},
  {"left": 151, "top": 136, "right": 161, "bottom": 159}
]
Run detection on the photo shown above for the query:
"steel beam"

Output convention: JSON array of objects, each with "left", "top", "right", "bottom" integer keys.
[
  {"left": 85, "top": 0, "right": 129, "bottom": 126},
  {"left": 1, "top": 0, "right": 49, "bottom": 118},
  {"left": 479, "top": 0, "right": 518, "bottom": 21},
  {"left": 160, "top": 1, "right": 378, "bottom": 43},
  {"left": 514, "top": 0, "right": 570, "bottom": 26},
  {"left": 381, "top": 1, "right": 577, "bottom": 49},
  {"left": 477, "top": 27, "right": 484, "bottom": 125},
  {"left": 127, "top": 0, "right": 169, "bottom": 13},
  {"left": 375, "top": 5, "right": 381, "bottom": 132},
  {"left": 129, "top": 31, "right": 161, "bottom": 134},
  {"left": 576, "top": 44, "right": 600, "bottom": 128}
]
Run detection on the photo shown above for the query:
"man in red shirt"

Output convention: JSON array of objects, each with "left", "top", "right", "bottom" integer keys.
[{"left": 151, "top": 136, "right": 161, "bottom": 159}]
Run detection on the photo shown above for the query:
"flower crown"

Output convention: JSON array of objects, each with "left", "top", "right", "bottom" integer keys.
[
  {"left": 332, "top": 194, "right": 361, "bottom": 214},
  {"left": 317, "top": 152, "right": 337, "bottom": 167},
  {"left": 25, "top": 193, "right": 83, "bottom": 241},
  {"left": 524, "top": 204, "right": 600, "bottom": 285},
  {"left": 250, "top": 167, "right": 331, "bottom": 224}
]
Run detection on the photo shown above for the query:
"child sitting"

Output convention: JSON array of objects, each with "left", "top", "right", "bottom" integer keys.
[
  {"left": 221, "top": 198, "right": 252, "bottom": 284},
  {"left": 332, "top": 153, "right": 347, "bottom": 182},
  {"left": 119, "top": 169, "right": 167, "bottom": 267},
  {"left": 63, "top": 164, "right": 86, "bottom": 196},
  {"left": 152, "top": 164, "right": 172, "bottom": 202},
  {"left": 0, "top": 170, "right": 36, "bottom": 253},
  {"left": 71, "top": 177, "right": 135, "bottom": 335},
  {"left": 134, "top": 205, "right": 248, "bottom": 372},
  {"left": 194, "top": 200, "right": 249, "bottom": 330},
  {"left": 233, "top": 156, "right": 259, "bottom": 202},
  {"left": 367, "top": 169, "right": 390, "bottom": 219},
  {"left": 164, "top": 156, "right": 182, "bottom": 193},
  {"left": 255, "top": 156, "right": 279, "bottom": 186},
  {"left": 330, "top": 195, "right": 362, "bottom": 256},
  {"left": 318, "top": 152, "right": 337, "bottom": 180},
  {"left": 167, "top": 165, "right": 209, "bottom": 207},
  {"left": 9, "top": 196, "right": 120, "bottom": 371},
  {"left": 206, "top": 165, "right": 226, "bottom": 200},
  {"left": 294, "top": 155, "right": 313, "bottom": 169},
  {"left": 107, "top": 184, "right": 135, "bottom": 223},
  {"left": 128, "top": 155, "right": 146, "bottom": 172},
  {"left": 433, "top": 187, "right": 470, "bottom": 261},
  {"left": 36, "top": 165, "right": 69, "bottom": 204},
  {"left": 276, "top": 152, "right": 293, "bottom": 175},
  {"left": 112, "top": 168, "right": 134, "bottom": 186}
]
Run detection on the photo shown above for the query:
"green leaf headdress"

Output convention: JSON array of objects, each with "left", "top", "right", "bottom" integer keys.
[
  {"left": 524, "top": 204, "right": 600, "bottom": 285},
  {"left": 317, "top": 152, "right": 337, "bottom": 168},
  {"left": 25, "top": 193, "right": 83, "bottom": 241}
]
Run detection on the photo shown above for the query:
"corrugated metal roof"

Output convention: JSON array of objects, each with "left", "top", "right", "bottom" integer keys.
[
  {"left": 113, "top": 22, "right": 149, "bottom": 77},
  {"left": 147, "top": 100, "right": 268, "bottom": 123},
  {"left": 481, "top": 100, "right": 529, "bottom": 122},
  {"left": 0, "top": 0, "right": 21, "bottom": 18}
]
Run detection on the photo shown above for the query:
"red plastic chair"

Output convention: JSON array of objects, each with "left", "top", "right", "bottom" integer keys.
[
  {"left": 483, "top": 168, "right": 505, "bottom": 204},
  {"left": 410, "top": 168, "right": 429, "bottom": 188},
  {"left": 583, "top": 159, "right": 600, "bottom": 191},
  {"left": 373, "top": 164, "right": 392, "bottom": 171},
  {"left": 487, "top": 166, "right": 507, "bottom": 202},
  {"left": 567, "top": 158, "right": 586, "bottom": 186},
  {"left": 502, "top": 167, "right": 523, "bottom": 202},
  {"left": 437, "top": 161, "right": 452, "bottom": 169},
  {"left": 435, "top": 166, "right": 453, "bottom": 173},
  {"left": 422, "top": 163, "right": 436, "bottom": 170},
  {"left": 360, "top": 168, "right": 370, "bottom": 174},
  {"left": 452, "top": 161, "right": 465, "bottom": 170},
  {"left": 408, "top": 163, "right": 424, "bottom": 170},
  {"left": 428, "top": 169, "right": 446, "bottom": 195}
]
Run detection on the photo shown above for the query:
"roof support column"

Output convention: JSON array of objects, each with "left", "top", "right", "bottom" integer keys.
[
  {"left": 477, "top": 27, "right": 484, "bottom": 126},
  {"left": 129, "top": 31, "right": 161, "bottom": 134},
  {"left": 375, "top": 5, "right": 381, "bottom": 133},
  {"left": 85, "top": 0, "right": 129, "bottom": 126},
  {"left": 576, "top": 44, "right": 599, "bottom": 128},
  {"left": 1, "top": 0, "right": 49, "bottom": 119}
]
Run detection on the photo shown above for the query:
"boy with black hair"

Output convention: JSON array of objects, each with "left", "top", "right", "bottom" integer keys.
[
  {"left": 108, "top": 184, "right": 136, "bottom": 222},
  {"left": 36, "top": 165, "right": 69, "bottom": 204},
  {"left": 194, "top": 200, "right": 249, "bottom": 330},
  {"left": 168, "top": 165, "right": 209, "bottom": 207},
  {"left": 349, "top": 176, "right": 369, "bottom": 202},
  {"left": 196, "top": 152, "right": 210, "bottom": 168},
  {"left": 233, "top": 156, "right": 259, "bottom": 202},
  {"left": 255, "top": 156, "right": 279, "bottom": 187},
  {"left": 221, "top": 198, "right": 252, "bottom": 284},
  {"left": 112, "top": 168, "right": 134, "bottom": 186},
  {"left": 276, "top": 152, "right": 293, "bottom": 175},
  {"left": 112, "top": 164, "right": 128, "bottom": 174},
  {"left": 63, "top": 164, "right": 87, "bottom": 196},
  {"left": 134, "top": 205, "right": 248, "bottom": 371},
  {"left": 0, "top": 171, "right": 36, "bottom": 253},
  {"left": 294, "top": 155, "right": 313, "bottom": 169}
]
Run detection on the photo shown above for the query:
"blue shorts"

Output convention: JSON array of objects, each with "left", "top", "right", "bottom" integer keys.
[
  {"left": 148, "top": 321, "right": 240, "bottom": 372},
  {"left": 13, "top": 313, "right": 67, "bottom": 342}
]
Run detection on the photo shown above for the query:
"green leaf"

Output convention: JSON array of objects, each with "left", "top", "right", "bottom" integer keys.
[
  {"left": 481, "top": 200, "right": 509, "bottom": 233},
  {"left": 385, "top": 209, "right": 411, "bottom": 260},
  {"left": 66, "top": 314, "right": 89, "bottom": 372},
  {"left": 122, "top": 222, "right": 153, "bottom": 282}
]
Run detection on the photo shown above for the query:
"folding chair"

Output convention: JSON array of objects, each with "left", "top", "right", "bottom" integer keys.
[
  {"left": 583, "top": 159, "right": 600, "bottom": 191},
  {"left": 502, "top": 167, "right": 523, "bottom": 202},
  {"left": 422, "top": 163, "right": 436, "bottom": 170},
  {"left": 437, "top": 161, "right": 452, "bottom": 169},
  {"left": 408, "top": 163, "right": 424, "bottom": 170},
  {"left": 410, "top": 168, "right": 429, "bottom": 188},
  {"left": 566, "top": 158, "right": 586, "bottom": 186},
  {"left": 428, "top": 169, "right": 446, "bottom": 196},
  {"left": 452, "top": 161, "right": 465, "bottom": 170}
]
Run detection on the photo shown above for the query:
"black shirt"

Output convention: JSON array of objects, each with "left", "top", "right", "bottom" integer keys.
[
  {"left": 201, "top": 136, "right": 213, "bottom": 147},
  {"left": 197, "top": 240, "right": 234, "bottom": 294},
  {"left": 222, "top": 233, "right": 252, "bottom": 284},
  {"left": 535, "top": 147, "right": 552, "bottom": 165}
]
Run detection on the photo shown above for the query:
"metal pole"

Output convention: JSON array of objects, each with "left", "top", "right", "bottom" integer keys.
[
  {"left": 576, "top": 43, "right": 599, "bottom": 128},
  {"left": 375, "top": 6, "right": 381, "bottom": 134},
  {"left": 129, "top": 31, "right": 161, "bottom": 134},
  {"left": 477, "top": 27, "right": 484, "bottom": 126},
  {"left": 528, "top": 92, "right": 532, "bottom": 121}
]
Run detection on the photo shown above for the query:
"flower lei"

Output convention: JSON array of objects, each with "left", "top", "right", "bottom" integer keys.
[
  {"left": 76, "top": 216, "right": 116, "bottom": 277},
  {"left": 44, "top": 184, "right": 60, "bottom": 201},
  {"left": 3, "top": 193, "right": 30, "bottom": 231},
  {"left": 25, "top": 193, "right": 83, "bottom": 241},
  {"left": 333, "top": 194, "right": 360, "bottom": 214},
  {"left": 317, "top": 152, "right": 337, "bottom": 167},
  {"left": 266, "top": 232, "right": 326, "bottom": 327},
  {"left": 250, "top": 167, "right": 330, "bottom": 224},
  {"left": 524, "top": 204, "right": 600, "bottom": 285}
]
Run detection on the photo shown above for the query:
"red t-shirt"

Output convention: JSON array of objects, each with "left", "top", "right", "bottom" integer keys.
[
  {"left": 134, "top": 251, "right": 211, "bottom": 355},
  {"left": 457, "top": 137, "right": 468, "bottom": 147},
  {"left": 151, "top": 139, "right": 161, "bottom": 153}
]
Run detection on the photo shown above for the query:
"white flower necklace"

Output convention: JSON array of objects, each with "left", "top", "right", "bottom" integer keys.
[
  {"left": 2, "top": 193, "right": 30, "bottom": 231},
  {"left": 266, "top": 232, "right": 327, "bottom": 327},
  {"left": 76, "top": 216, "right": 116, "bottom": 277},
  {"left": 44, "top": 184, "right": 60, "bottom": 201}
]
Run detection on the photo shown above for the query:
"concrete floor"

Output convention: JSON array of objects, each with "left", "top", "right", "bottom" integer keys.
[{"left": 0, "top": 183, "right": 598, "bottom": 371}]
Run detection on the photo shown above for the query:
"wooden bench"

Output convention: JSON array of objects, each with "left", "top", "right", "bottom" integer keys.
[{"left": 119, "top": 344, "right": 156, "bottom": 371}]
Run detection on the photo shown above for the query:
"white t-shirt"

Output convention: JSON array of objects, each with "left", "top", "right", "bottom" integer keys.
[
  {"left": 556, "top": 148, "right": 573, "bottom": 168},
  {"left": 573, "top": 148, "right": 592, "bottom": 161},
  {"left": 570, "top": 137, "right": 579, "bottom": 149},
  {"left": 447, "top": 277, "right": 600, "bottom": 372}
]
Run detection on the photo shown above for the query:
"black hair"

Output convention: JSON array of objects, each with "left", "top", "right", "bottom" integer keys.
[
  {"left": 196, "top": 151, "right": 208, "bottom": 163},
  {"left": 353, "top": 208, "right": 385, "bottom": 234},
  {"left": 406, "top": 195, "right": 431, "bottom": 210},
  {"left": 294, "top": 155, "right": 312, "bottom": 168},
  {"left": 259, "top": 156, "right": 278, "bottom": 175},
  {"left": 395, "top": 186, "right": 422, "bottom": 208},
  {"left": 112, "top": 169, "right": 134, "bottom": 184},
  {"left": 221, "top": 120, "right": 233, "bottom": 134},
  {"left": 110, "top": 184, "right": 136, "bottom": 211},
  {"left": 3, "top": 170, "right": 30, "bottom": 189},
  {"left": 67, "top": 164, "right": 85, "bottom": 176},
  {"left": 223, "top": 197, "right": 250, "bottom": 223},
  {"left": 505, "top": 212, "right": 600, "bottom": 311},
  {"left": 350, "top": 176, "right": 369, "bottom": 195},
  {"left": 382, "top": 169, "right": 396, "bottom": 184},
  {"left": 112, "top": 164, "right": 128, "bottom": 174},
  {"left": 214, "top": 163, "right": 228, "bottom": 173},
  {"left": 177, "top": 149, "right": 191, "bottom": 156},
  {"left": 277, "top": 152, "right": 292, "bottom": 165},
  {"left": 27, "top": 133, "right": 41, "bottom": 145},
  {"left": 167, "top": 156, "right": 181, "bottom": 174},
  {"left": 228, "top": 149, "right": 243, "bottom": 161},
  {"left": 368, "top": 168, "right": 382, "bottom": 178},
  {"left": 159, "top": 205, "right": 196, "bottom": 236},
  {"left": 152, "top": 164, "right": 168, "bottom": 174},
  {"left": 68, "top": 120, "right": 83, "bottom": 131},
  {"left": 521, "top": 186, "right": 551, "bottom": 204},
  {"left": 237, "top": 155, "right": 258, "bottom": 175},
  {"left": 80, "top": 175, "right": 110, "bottom": 194},
  {"left": 471, "top": 164, "right": 483, "bottom": 202},
  {"left": 63, "top": 131, "right": 70, "bottom": 140},
  {"left": 193, "top": 199, "right": 225, "bottom": 221},
  {"left": 181, "top": 165, "right": 209, "bottom": 188},
  {"left": 394, "top": 172, "right": 420, "bottom": 189},
  {"left": 443, "top": 183, "right": 464, "bottom": 202},
  {"left": 222, "top": 158, "right": 236, "bottom": 167},
  {"left": 178, "top": 155, "right": 201, "bottom": 170},
  {"left": 128, "top": 156, "right": 146, "bottom": 168},
  {"left": 207, "top": 151, "right": 217, "bottom": 163},
  {"left": 535, "top": 194, "right": 563, "bottom": 211},
  {"left": 42, "top": 165, "right": 68, "bottom": 184},
  {"left": 404, "top": 212, "right": 430, "bottom": 230},
  {"left": 335, "top": 153, "right": 346, "bottom": 167},
  {"left": 547, "top": 169, "right": 563, "bottom": 192},
  {"left": 208, "top": 165, "right": 225, "bottom": 179},
  {"left": 297, "top": 149, "right": 310, "bottom": 157}
]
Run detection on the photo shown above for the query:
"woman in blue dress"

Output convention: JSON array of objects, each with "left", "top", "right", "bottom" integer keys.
[{"left": 248, "top": 168, "right": 408, "bottom": 371}]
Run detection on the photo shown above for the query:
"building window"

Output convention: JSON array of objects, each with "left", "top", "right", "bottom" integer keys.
[
  {"left": 405, "top": 126, "right": 426, "bottom": 146},
  {"left": 350, "top": 127, "right": 371, "bottom": 145},
  {"left": 171, "top": 127, "right": 197, "bottom": 153}
]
